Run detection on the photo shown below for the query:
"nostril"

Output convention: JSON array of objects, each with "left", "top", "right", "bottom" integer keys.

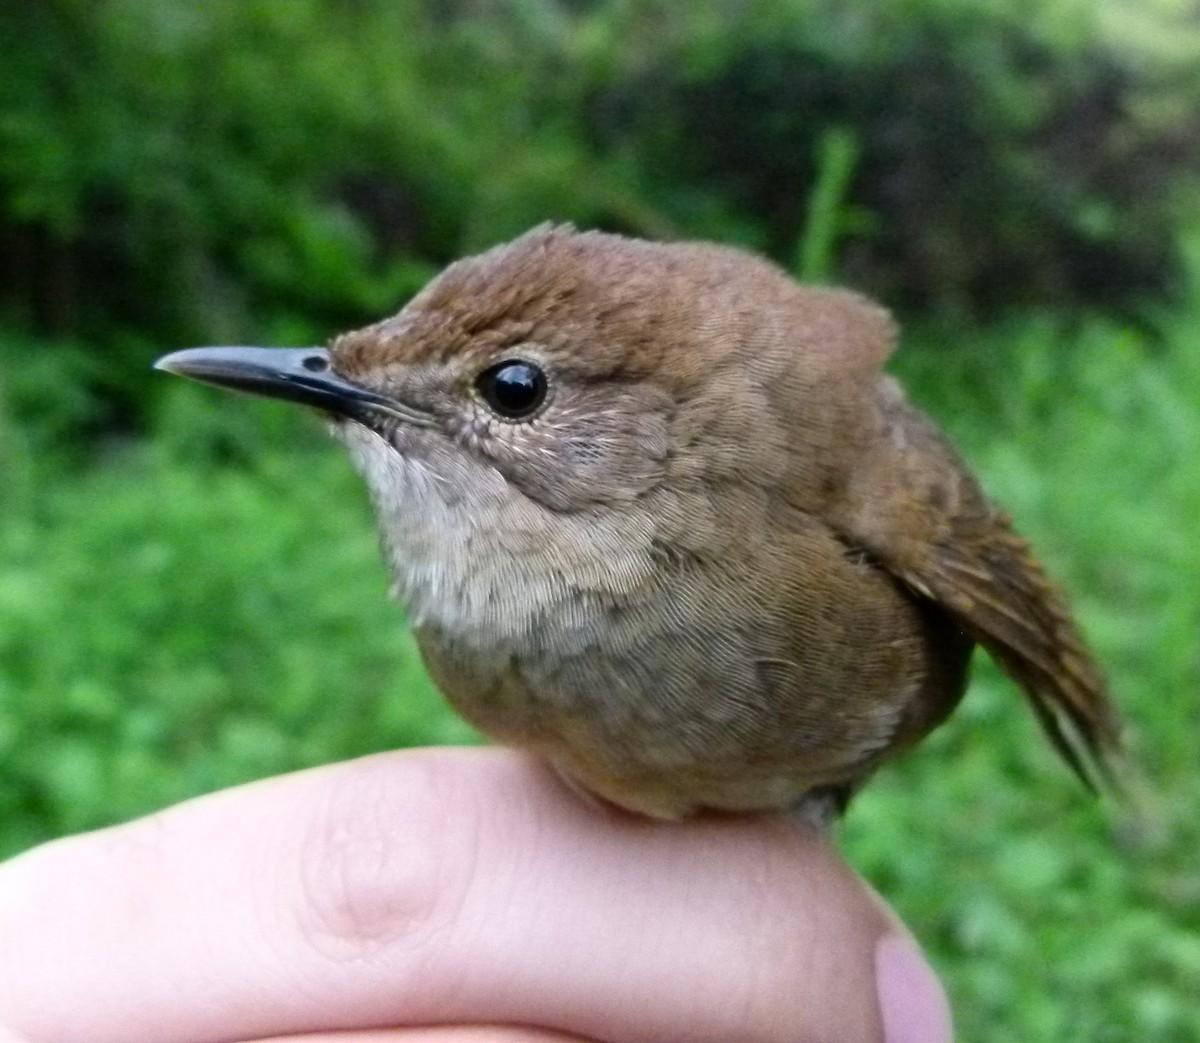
[{"left": 301, "top": 352, "right": 330, "bottom": 373}]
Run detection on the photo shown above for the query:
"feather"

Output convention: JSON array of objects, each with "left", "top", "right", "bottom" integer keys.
[{"left": 844, "top": 393, "right": 1128, "bottom": 794}]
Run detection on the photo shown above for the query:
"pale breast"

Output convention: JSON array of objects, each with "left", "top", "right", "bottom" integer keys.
[{"left": 336, "top": 420, "right": 657, "bottom": 646}]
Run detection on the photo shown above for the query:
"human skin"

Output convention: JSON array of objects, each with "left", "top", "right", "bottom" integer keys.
[{"left": 0, "top": 747, "right": 950, "bottom": 1043}]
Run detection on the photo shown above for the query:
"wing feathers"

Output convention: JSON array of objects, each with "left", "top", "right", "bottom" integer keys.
[
  {"left": 844, "top": 392, "right": 1127, "bottom": 793},
  {"left": 905, "top": 514, "right": 1124, "bottom": 792}
]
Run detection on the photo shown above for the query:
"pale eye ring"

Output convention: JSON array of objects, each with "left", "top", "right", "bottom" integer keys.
[{"left": 474, "top": 359, "right": 548, "bottom": 420}]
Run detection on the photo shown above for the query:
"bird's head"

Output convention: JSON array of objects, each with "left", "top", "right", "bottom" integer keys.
[{"left": 156, "top": 225, "right": 895, "bottom": 627}]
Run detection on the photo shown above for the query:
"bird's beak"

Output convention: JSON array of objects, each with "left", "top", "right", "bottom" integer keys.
[{"left": 154, "top": 346, "right": 408, "bottom": 424}]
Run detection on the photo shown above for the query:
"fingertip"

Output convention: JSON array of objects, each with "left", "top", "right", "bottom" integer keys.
[{"left": 874, "top": 934, "right": 952, "bottom": 1043}]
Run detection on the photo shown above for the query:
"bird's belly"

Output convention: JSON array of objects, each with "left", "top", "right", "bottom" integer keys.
[{"left": 414, "top": 583, "right": 947, "bottom": 819}]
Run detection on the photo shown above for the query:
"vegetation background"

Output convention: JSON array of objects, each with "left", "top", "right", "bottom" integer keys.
[{"left": 1, "top": 1, "right": 1198, "bottom": 1038}]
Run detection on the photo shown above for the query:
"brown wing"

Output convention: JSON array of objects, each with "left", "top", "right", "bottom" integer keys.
[
  {"left": 904, "top": 504, "right": 1123, "bottom": 790},
  {"left": 838, "top": 382, "right": 1126, "bottom": 792}
]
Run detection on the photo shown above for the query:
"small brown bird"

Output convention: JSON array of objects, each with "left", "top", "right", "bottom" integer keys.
[{"left": 157, "top": 225, "right": 1124, "bottom": 820}]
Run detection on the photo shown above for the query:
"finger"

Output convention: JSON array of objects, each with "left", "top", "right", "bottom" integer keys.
[
  {"left": 246, "top": 1028, "right": 595, "bottom": 1042},
  {"left": 0, "top": 747, "right": 943, "bottom": 1043}
]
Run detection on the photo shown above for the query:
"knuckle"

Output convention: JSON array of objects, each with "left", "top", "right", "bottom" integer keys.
[{"left": 290, "top": 753, "right": 482, "bottom": 965}]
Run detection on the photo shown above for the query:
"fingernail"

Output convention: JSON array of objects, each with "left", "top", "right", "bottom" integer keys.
[{"left": 874, "top": 933, "right": 953, "bottom": 1043}]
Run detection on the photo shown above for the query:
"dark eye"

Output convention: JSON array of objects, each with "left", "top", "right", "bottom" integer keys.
[{"left": 474, "top": 359, "right": 548, "bottom": 419}]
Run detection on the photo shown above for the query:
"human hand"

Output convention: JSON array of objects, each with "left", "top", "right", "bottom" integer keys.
[{"left": 0, "top": 747, "right": 949, "bottom": 1043}]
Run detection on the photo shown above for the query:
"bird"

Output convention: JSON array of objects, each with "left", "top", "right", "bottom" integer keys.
[{"left": 156, "top": 224, "right": 1125, "bottom": 821}]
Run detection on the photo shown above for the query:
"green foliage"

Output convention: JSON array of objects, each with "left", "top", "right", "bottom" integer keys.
[
  {"left": 4, "top": 0, "right": 1200, "bottom": 455},
  {"left": 584, "top": 0, "right": 1200, "bottom": 313},
  {"left": 0, "top": 382, "right": 476, "bottom": 856},
  {"left": 795, "top": 125, "right": 863, "bottom": 283},
  {"left": 852, "top": 301, "right": 1200, "bottom": 1042}
]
